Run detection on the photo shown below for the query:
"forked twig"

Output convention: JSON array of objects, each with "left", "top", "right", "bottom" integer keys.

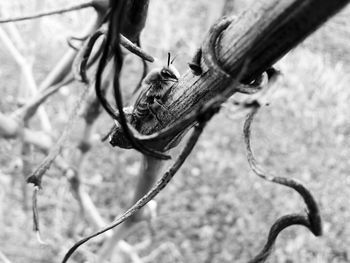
[
  {"left": 61, "top": 118, "right": 209, "bottom": 263},
  {"left": 26, "top": 86, "right": 89, "bottom": 188},
  {"left": 243, "top": 105, "right": 322, "bottom": 263},
  {"left": 26, "top": 87, "right": 89, "bottom": 245}
]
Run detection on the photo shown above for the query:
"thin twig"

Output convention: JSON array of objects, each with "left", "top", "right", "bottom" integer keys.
[
  {"left": 0, "top": 1, "right": 95, "bottom": 23},
  {"left": 0, "top": 250, "right": 12, "bottom": 263},
  {"left": 117, "top": 240, "right": 144, "bottom": 263},
  {"left": 65, "top": 168, "right": 107, "bottom": 230},
  {"left": 26, "top": 86, "right": 89, "bottom": 188},
  {"left": 141, "top": 242, "right": 183, "bottom": 263},
  {"left": 31, "top": 186, "right": 46, "bottom": 244},
  {"left": 13, "top": 75, "right": 74, "bottom": 122},
  {"left": 120, "top": 34, "right": 154, "bottom": 62}
]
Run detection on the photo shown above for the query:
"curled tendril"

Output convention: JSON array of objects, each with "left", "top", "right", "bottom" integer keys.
[
  {"left": 243, "top": 104, "right": 322, "bottom": 263},
  {"left": 72, "top": 30, "right": 105, "bottom": 83},
  {"left": 93, "top": 0, "right": 170, "bottom": 160}
]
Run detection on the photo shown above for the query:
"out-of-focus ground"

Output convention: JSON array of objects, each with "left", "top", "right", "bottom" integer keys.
[{"left": 0, "top": 1, "right": 350, "bottom": 262}]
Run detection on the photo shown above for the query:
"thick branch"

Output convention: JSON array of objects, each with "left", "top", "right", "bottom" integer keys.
[{"left": 133, "top": 0, "right": 350, "bottom": 139}]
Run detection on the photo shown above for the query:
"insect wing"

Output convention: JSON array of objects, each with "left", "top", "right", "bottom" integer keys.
[{"left": 133, "top": 83, "right": 153, "bottom": 108}]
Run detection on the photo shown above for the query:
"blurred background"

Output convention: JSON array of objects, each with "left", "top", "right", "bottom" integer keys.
[{"left": 0, "top": 1, "right": 350, "bottom": 262}]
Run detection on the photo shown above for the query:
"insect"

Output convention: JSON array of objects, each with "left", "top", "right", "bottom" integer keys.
[{"left": 132, "top": 53, "right": 180, "bottom": 126}]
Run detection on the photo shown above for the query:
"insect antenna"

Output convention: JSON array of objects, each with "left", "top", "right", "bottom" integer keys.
[{"left": 167, "top": 52, "right": 171, "bottom": 67}]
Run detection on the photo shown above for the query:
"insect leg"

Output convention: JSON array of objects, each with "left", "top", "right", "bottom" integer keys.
[{"left": 153, "top": 97, "right": 176, "bottom": 120}]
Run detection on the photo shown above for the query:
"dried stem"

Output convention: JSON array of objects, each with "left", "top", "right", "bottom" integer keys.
[
  {"left": 27, "top": 86, "right": 89, "bottom": 188},
  {"left": 20, "top": 141, "right": 31, "bottom": 210},
  {"left": 0, "top": 1, "right": 95, "bottom": 23},
  {"left": 116, "top": 241, "right": 144, "bottom": 263},
  {"left": 120, "top": 34, "right": 154, "bottom": 62},
  {"left": 31, "top": 186, "right": 46, "bottom": 244},
  {"left": 0, "top": 250, "right": 12, "bottom": 263}
]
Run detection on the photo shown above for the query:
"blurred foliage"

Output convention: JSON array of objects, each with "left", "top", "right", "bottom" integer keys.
[{"left": 0, "top": 1, "right": 350, "bottom": 263}]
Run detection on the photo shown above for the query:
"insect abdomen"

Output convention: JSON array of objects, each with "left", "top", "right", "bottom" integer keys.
[{"left": 133, "top": 101, "right": 150, "bottom": 119}]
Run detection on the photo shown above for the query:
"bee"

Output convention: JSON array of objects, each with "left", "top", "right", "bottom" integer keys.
[{"left": 132, "top": 53, "right": 180, "bottom": 126}]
